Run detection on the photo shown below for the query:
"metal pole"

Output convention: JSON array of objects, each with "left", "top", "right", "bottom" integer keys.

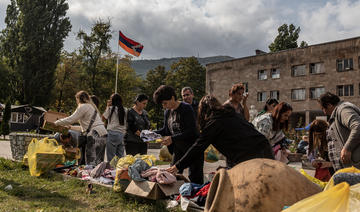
[{"left": 115, "top": 43, "right": 119, "bottom": 94}]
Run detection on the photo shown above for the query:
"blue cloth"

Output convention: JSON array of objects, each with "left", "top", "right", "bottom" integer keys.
[
  {"left": 179, "top": 182, "right": 210, "bottom": 197},
  {"left": 128, "top": 159, "right": 150, "bottom": 181},
  {"left": 333, "top": 173, "right": 360, "bottom": 186},
  {"left": 106, "top": 130, "right": 125, "bottom": 162}
]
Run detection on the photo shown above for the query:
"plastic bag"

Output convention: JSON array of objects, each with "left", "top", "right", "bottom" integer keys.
[
  {"left": 110, "top": 155, "right": 120, "bottom": 169},
  {"left": 159, "top": 145, "right": 172, "bottom": 162},
  {"left": 135, "top": 154, "right": 157, "bottom": 167},
  {"left": 26, "top": 137, "right": 65, "bottom": 176},
  {"left": 282, "top": 182, "right": 350, "bottom": 212},
  {"left": 204, "top": 145, "right": 220, "bottom": 163},
  {"left": 300, "top": 169, "right": 327, "bottom": 189},
  {"left": 116, "top": 155, "right": 136, "bottom": 170},
  {"left": 113, "top": 168, "right": 131, "bottom": 192}
]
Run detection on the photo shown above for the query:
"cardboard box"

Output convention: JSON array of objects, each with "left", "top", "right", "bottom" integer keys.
[
  {"left": 43, "top": 111, "right": 68, "bottom": 123},
  {"left": 125, "top": 180, "right": 184, "bottom": 200},
  {"left": 42, "top": 111, "right": 69, "bottom": 134}
]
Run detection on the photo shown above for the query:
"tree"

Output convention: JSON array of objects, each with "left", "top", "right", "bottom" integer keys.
[
  {"left": 1, "top": 0, "right": 72, "bottom": 106},
  {"left": 142, "top": 65, "right": 169, "bottom": 128},
  {"left": 51, "top": 51, "right": 82, "bottom": 112},
  {"left": 77, "top": 19, "right": 112, "bottom": 95},
  {"left": 0, "top": 101, "right": 11, "bottom": 139},
  {"left": 269, "top": 24, "right": 307, "bottom": 52},
  {"left": 166, "top": 57, "right": 206, "bottom": 102}
]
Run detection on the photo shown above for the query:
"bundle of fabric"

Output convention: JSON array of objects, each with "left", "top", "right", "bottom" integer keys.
[{"left": 141, "top": 167, "right": 177, "bottom": 184}]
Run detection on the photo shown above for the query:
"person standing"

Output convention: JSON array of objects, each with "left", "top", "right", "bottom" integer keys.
[
  {"left": 124, "top": 94, "right": 150, "bottom": 155},
  {"left": 166, "top": 95, "right": 274, "bottom": 175},
  {"left": 223, "top": 83, "right": 250, "bottom": 121},
  {"left": 181, "top": 87, "right": 199, "bottom": 116},
  {"left": 154, "top": 85, "right": 203, "bottom": 184},
  {"left": 318, "top": 92, "right": 360, "bottom": 169},
  {"left": 103, "top": 93, "right": 126, "bottom": 161},
  {"left": 55, "top": 91, "right": 107, "bottom": 165}
]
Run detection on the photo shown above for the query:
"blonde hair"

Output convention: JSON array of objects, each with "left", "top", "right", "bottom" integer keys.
[{"left": 75, "top": 90, "right": 100, "bottom": 114}]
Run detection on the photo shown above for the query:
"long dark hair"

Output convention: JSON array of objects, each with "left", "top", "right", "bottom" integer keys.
[
  {"left": 198, "top": 95, "right": 234, "bottom": 131},
  {"left": 308, "top": 120, "right": 328, "bottom": 158},
  {"left": 272, "top": 102, "right": 292, "bottom": 131},
  {"left": 109, "top": 93, "right": 125, "bottom": 125}
]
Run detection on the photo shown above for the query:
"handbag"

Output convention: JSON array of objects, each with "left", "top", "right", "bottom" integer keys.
[{"left": 77, "top": 109, "right": 98, "bottom": 147}]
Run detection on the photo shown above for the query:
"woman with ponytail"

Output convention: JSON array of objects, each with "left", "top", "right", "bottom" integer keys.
[{"left": 103, "top": 93, "right": 127, "bottom": 161}]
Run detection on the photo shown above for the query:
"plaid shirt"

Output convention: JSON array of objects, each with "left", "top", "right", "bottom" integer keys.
[{"left": 327, "top": 127, "right": 345, "bottom": 171}]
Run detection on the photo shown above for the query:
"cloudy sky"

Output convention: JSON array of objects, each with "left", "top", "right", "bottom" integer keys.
[{"left": 1, "top": 0, "right": 360, "bottom": 59}]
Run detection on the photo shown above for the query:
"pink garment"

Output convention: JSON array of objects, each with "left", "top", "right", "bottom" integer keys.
[
  {"left": 156, "top": 169, "right": 176, "bottom": 184},
  {"left": 141, "top": 167, "right": 176, "bottom": 184}
]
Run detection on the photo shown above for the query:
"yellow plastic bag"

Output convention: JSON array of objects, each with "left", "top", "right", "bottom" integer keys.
[
  {"left": 159, "top": 145, "right": 172, "bottom": 162},
  {"left": 282, "top": 182, "right": 350, "bottom": 212},
  {"left": 116, "top": 155, "right": 136, "bottom": 169},
  {"left": 135, "top": 154, "right": 157, "bottom": 167},
  {"left": 26, "top": 137, "right": 65, "bottom": 176},
  {"left": 324, "top": 167, "right": 360, "bottom": 191},
  {"left": 204, "top": 145, "right": 220, "bottom": 163},
  {"left": 300, "top": 169, "right": 327, "bottom": 189}
]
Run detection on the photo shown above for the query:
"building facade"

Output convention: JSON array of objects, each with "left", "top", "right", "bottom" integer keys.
[{"left": 206, "top": 37, "right": 360, "bottom": 127}]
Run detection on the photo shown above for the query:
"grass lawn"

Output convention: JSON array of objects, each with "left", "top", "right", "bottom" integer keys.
[{"left": 0, "top": 158, "right": 179, "bottom": 212}]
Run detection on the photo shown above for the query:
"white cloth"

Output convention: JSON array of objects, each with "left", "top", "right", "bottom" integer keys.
[
  {"left": 103, "top": 106, "right": 127, "bottom": 133},
  {"left": 252, "top": 113, "right": 285, "bottom": 146},
  {"left": 55, "top": 103, "right": 107, "bottom": 137}
]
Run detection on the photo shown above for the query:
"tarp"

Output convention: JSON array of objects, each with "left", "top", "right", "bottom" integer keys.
[{"left": 295, "top": 123, "right": 312, "bottom": 131}]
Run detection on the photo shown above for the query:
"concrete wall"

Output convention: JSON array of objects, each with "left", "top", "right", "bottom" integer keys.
[{"left": 206, "top": 37, "right": 360, "bottom": 125}]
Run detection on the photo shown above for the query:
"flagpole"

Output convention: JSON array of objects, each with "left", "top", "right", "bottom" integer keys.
[{"left": 115, "top": 40, "right": 119, "bottom": 94}]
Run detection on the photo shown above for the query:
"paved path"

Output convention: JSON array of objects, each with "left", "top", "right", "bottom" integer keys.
[{"left": 0, "top": 140, "right": 12, "bottom": 160}]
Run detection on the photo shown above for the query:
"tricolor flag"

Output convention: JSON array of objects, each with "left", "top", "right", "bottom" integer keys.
[{"left": 118, "top": 31, "right": 144, "bottom": 57}]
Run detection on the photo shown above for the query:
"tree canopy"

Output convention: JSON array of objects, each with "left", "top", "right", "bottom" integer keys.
[
  {"left": 1, "top": 0, "right": 72, "bottom": 106},
  {"left": 269, "top": 24, "right": 308, "bottom": 52}
]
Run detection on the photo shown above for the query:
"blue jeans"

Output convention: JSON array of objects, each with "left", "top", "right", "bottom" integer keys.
[{"left": 106, "top": 130, "right": 125, "bottom": 162}]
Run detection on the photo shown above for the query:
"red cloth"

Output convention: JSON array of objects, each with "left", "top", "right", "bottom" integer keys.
[
  {"left": 195, "top": 183, "right": 211, "bottom": 197},
  {"left": 315, "top": 166, "right": 331, "bottom": 182}
]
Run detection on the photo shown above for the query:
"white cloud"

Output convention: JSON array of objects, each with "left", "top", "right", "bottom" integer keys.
[
  {"left": 299, "top": 0, "right": 360, "bottom": 45},
  {"left": 1, "top": 0, "right": 360, "bottom": 59}
]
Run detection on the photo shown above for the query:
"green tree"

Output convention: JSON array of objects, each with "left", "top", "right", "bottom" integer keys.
[
  {"left": 142, "top": 65, "right": 169, "bottom": 128},
  {"left": 166, "top": 57, "right": 206, "bottom": 102},
  {"left": 51, "top": 51, "right": 82, "bottom": 112},
  {"left": 77, "top": 19, "right": 112, "bottom": 95},
  {"left": 1, "top": 0, "right": 72, "bottom": 106},
  {"left": 269, "top": 24, "right": 307, "bottom": 52},
  {"left": 1, "top": 101, "right": 11, "bottom": 139}
]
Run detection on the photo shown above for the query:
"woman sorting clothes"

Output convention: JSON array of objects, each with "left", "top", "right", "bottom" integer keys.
[
  {"left": 124, "top": 94, "right": 150, "bottom": 155},
  {"left": 166, "top": 95, "right": 274, "bottom": 175},
  {"left": 103, "top": 93, "right": 126, "bottom": 162},
  {"left": 252, "top": 102, "right": 293, "bottom": 163},
  {"left": 55, "top": 90, "right": 107, "bottom": 165}
]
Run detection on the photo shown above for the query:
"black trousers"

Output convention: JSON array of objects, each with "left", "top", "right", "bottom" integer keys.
[
  {"left": 172, "top": 146, "right": 204, "bottom": 184},
  {"left": 125, "top": 142, "right": 148, "bottom": 156}
]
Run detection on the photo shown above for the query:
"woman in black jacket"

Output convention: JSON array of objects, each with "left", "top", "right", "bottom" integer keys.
[
  {"left": 124, "top": 94, "right": 150, "bottom": 155},
  {"left": 167, "top": 95, "right": 274, "bottom": 174}
]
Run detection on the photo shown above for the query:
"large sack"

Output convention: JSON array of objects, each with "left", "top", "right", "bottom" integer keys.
[{"left": 205, "top": 159, "right": 322, "bottom": 212}]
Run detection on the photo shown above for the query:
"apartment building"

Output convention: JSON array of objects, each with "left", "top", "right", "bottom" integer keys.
[{"left": 206, "top": 36, "right": 360, "bottom": 127}]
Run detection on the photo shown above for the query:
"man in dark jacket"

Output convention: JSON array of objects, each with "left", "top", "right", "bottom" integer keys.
[
  {"left": 181, "top": 87, "right": 199, "bottom": 117},
  {"left": 154, "top": 85, "right": 204, "bottom": 184}
]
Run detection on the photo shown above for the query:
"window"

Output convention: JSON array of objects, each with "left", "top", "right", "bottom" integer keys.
[
  {"left": 242, "top": 82, "right": 249, "bottom": 92},
  {"left": 271, "top": 68, "right": 280, "bottom": 79},
  {"left": 310, "top": 63, "right": 324, "bottom": 74},
  {"left": 337, "top": 84, "right": 354, "bottom": 96},
  {"left": 270, "top": 90, "right": 279, "bottom": 100},
  {"left": 10, "top": 112, "right": 28, "bottom": 123},
  {"left": 310, "top": 87, "right": 325, "bottom": 99},
  {"left": 257, "top": 92, "right": 267, "bottom": 102},
  {"left": 11, "top": 113, "right": 17, "bottom": 123},
  {"left": 291, "top": 89, "right": 306, "bottom": 100},
  {"left": 258, "top": 70, "right": 267, "bottom": 80},
  {"left": 292, "top": 65, "right": 306, "bottom": 77},
  {"left": 337, "top": 58, "right": 353, "bottom": 72}
]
